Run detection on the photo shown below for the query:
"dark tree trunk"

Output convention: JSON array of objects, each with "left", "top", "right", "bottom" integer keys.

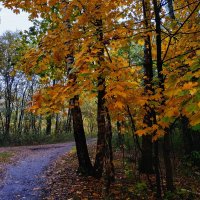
[
  {"left": 105, "top": 107, "right": 115, "bottom": 180},
  {"left": 117, "top": 121, "right": 122, "bottom": 148},
  {"left": 46, "top": 115, "right": 52, "bottom": 135},
  {"left": 94, "top": 18, "right": 110, "bottom": 179},
  {"left": 181, "top": 116, "right": 194, "bottom": 154},
  {"left": 4, "top": 81, "right": 12, "bottom": 142},
  {"left": 139, "top": 0, "right": 155, "bottom": 175},
  {"left": 55, "top": 114, "right": 59, "bottom": 134},
  {"left": 13, "top": 87, "right": 18, "bottom": 135},
  {"left": 0, "top": 113, "right": 4, "bottom": 135},
  {"left": 18, "top": 100, "right": 25, "bottom": 135},
  {"left": 154, "top": 141, "right": 162, "bottom": 198},
  {"left": 70, "top": 95, "right": 94, "bottom": 176},
  {"left": 153, "top": 0, "right": 175, "bottom": 191},
  {"left": 64, "top": 12, "right": 94, "bottom": 175},
  {"left": 38, "top": 115, "right": 42, "bottom": 135},
  {"left": 167, "top": 0, "right": 175, "bottom": 19},
  {"left": 4, "top": 98, "right": 11, "bottom": 142},
  {"left": 140, "top": 135, "right": 154, "bottom": 174},
  {"left": 103, "top": 108, "right": 115, "bottom": 197},
  {"left": 94, "top": 76, "right": 107, "bottom": 178},
  {"left": 66, "top": 108, "right": 72, "bottom": 133},
  {"left": 192, "top": 131, "right": 200, "bottom": 151},
  {"left": 31, "top": 114, "right": 37, "bottom": 134},
  {"left": 163, "top": 131, "right": 175, "bottom": 191},
  {"left": 5, "top": 112, "right": 11, "bottom": 142}
]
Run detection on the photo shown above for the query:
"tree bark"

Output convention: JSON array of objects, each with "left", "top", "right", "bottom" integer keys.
[
  {"left": 55, "top": 114, "right": 59, "bottom": 135},
  {"left": 139, "top": 0, "right": 155, "bottom": 175},
  {"left": 117, "top": 121, "right": 123, "bottom": 149},
  {"left": 65, "top": 23, "right": 94, "bottom": 175},
  {"left": 70, "top": 95, "right": 94, "bottom": 175},
  {"left": 4, "top": 73, "right": 13, "bottom": 142},
  {"left": 167, "top": 0, "right": 175, "bottom": 19},
  {"left": 140, "top": 135, "right": 154, "bottom": 173},
  {"left": 66, "top": 108, "right": 72, "bottom": 133},
  {"left": 46, "top": 115, "right": 52, "bottom": 135},
  {"left": 105, "top": 107, "right": 115, "bottom": 180},
  {"left": 93, "top": 18, "right": 115, "bottom": 183},
  {"left": 154, "top": 140, "right": 162, "bottom": 198},
  {"left": 153, "top": 0, "right": 175, "bottom": 191},
  {"left": 94, "top": 75, "right": 107, "bottom": 178},
  {"left": 181, "top": 116, "right": 194, "bottom": 154},
  {"left": 103, "top": 108, "right": 115, "bottom": 197}
]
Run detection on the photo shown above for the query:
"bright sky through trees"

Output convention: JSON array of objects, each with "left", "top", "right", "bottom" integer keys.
[{"left": 0, "top": 3, "right": 33, "bottom": 34}]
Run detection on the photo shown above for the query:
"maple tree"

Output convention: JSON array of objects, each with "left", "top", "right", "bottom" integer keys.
[{"left": 1, "top": 0, "right": 199, "bottom": 197}]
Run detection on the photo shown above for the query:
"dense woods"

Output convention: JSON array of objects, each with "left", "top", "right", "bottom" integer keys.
[{"left": 0, "top": 0, "right": 199, "bottom": 199}]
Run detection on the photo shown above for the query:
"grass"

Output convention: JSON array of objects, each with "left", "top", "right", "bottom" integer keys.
[
  {"left": 70, "top": 146, "right": 77, "bottom": 154},
  {"left": 0, "top": 152, "right": 14, "bottom": 163}
]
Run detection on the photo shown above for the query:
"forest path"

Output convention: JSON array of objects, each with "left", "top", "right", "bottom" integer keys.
[{"left": 0, "top": 141, "right": 77, "bottom": 200}]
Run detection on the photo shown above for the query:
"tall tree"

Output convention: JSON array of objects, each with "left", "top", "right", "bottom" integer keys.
[
  {"left": 139, "top": 0, "right": 154, "bottom": 175},
  {"left": 152, "top": 0, "right": 174, "bottom": 191}
]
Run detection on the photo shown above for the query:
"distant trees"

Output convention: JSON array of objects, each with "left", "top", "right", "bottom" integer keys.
[
  {"left": 0, "top": 32, "right": 86, "bottom": 145},
  {"left": 0, "top": 31, "right": 21, "bottom": 142}
]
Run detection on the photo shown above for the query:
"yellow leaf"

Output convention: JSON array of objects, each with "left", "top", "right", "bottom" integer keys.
[
  {"left": 190, "top": 112, "right": 200, "bottom": 126},
  {"left": 114, "top": 101, "right": 124, "bottom": 109},
  {"left": 182, "top": 82, "right": 198, "bottom": 90},
  {"left": 190, "top": 88, "right": 197, "bottom": 95},
  {"left": 138, "top": 39, "right": 144, "bottom": 46},
  {"left": 136, "top": 129, "right": 146, "bottom": 136}
]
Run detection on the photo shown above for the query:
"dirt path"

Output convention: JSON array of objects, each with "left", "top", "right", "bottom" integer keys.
[{"left": 0, "top": 142, "right": 75, "bottom": 200}]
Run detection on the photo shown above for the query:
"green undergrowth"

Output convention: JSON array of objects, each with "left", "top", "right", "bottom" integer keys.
[
  {"left": 0, "top": 152, "right": 14, "bottom": 163},
  {"left": 164, "top": 189, "right": 195, "bottom": 200},
  {"left": 0, "top": 132, "right": 74, "bottom": 146}
]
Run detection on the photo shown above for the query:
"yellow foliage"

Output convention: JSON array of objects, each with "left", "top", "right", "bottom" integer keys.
[{"left": 1, "top": 0, "right": 199, "bottom": 136}]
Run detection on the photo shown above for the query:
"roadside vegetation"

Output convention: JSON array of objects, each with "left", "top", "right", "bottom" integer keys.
[{"left": 0, "top": 152, "right": 14, "bottom": 163}]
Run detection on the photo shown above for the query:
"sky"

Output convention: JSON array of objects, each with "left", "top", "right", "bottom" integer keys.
[{"left": 0, "top": 3, "right": 33, "bottom": 35}]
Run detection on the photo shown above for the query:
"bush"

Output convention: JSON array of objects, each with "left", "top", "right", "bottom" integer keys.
[
  {"left": 183, "top": 151, "right": 200, "bottom": 168},
  {"left": 189, "top": 151, "right": 200, "bottom": 167},
  {"left": 164, "top": 189, "right": 194, "bottom": 200},
  {"left": 0, "top": 131, "right": 74, "bottom": 146}
]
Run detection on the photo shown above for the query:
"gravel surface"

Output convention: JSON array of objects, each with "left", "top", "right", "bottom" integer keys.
[{"left": 0, "top": 142, "right": 75, "bottom": 200}]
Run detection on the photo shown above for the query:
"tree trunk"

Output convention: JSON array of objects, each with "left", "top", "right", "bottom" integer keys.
[
  {"left": 46, "top": 115, "right": 52, "bottom": 135},
  {"left": 55, "top": 114, "right": 59, "bottom": 135},
  {"left": 66, "top": 108, "right": 72, "bottom": 133},
  {"left": 38, "top": 115, "right": 42, "bottom": 135},
  {"left": 5, "top": 112, "right": 11, "bottom": 142},
  {"left": 94, "top": 18, "right": 109, "bottom": 179},
  {"left": 4, "top": 97, "right": 11, "bottom": 142},
  {"left": 13, "top": 86, "right": 18, "bottom": 135},
  {"left": 163, "top": 132, "right": 175, "bottom": 191},
  {"left": 70, "top": 95, "right": 94, "bottom": 176},
  {"left": 94, "top": 76, "right": 107, "bottom": 178},
  {"left": 153, "top": 0, "right": 175, "bottom": 191},
  {"left": 140, "top": 135, "right": 154, "bottom": 173},
  {"left": 103, "top": 108, "right": 115, "bottom": 197},
  {"left": 105, "top": 107, "right": 115, "bottom": 180},
  {"left": 117, "top": 121, "right": 123, "bottom": 149},
  {"left": 139, "top": 0, "right": 155, "bottom": 174},
  {"left": 154, "top": 141, "right": 162, "bottom": 198},
  {"left": 167, "top": 0, "right": 175, "bottom": 19},
  {"left": 4, "top": 79, "right": 12, "bottom": 142},
  {"left": 181, "top": 116, "right": 194, "bottom": 154}
]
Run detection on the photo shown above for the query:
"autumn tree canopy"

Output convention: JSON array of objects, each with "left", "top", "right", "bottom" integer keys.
[{"left": 1, "top": 0, "right": 199, "bottom": 134}]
